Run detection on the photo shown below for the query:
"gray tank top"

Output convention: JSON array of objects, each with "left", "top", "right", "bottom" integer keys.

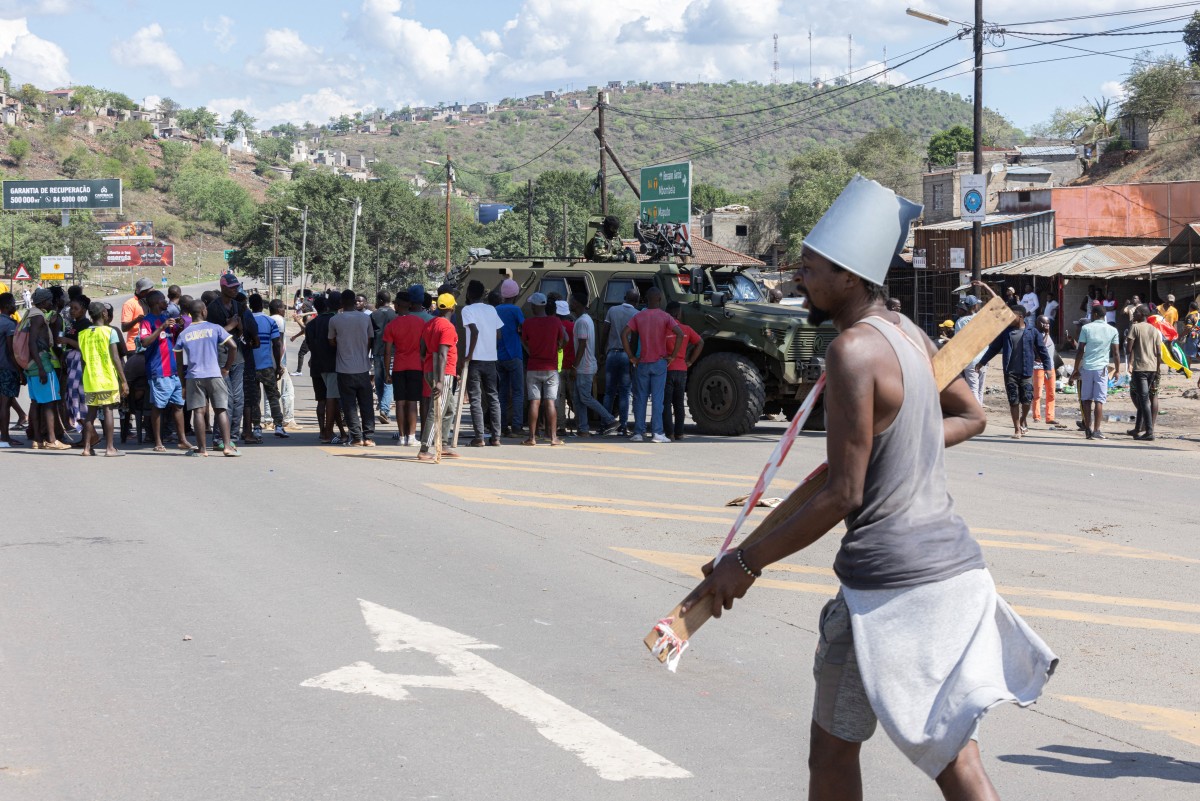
[{"left": 834, "top": 315, "right": 985, "bottom": 590}]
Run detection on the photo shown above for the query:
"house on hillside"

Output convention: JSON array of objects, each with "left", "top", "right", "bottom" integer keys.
[
  {"left": 692, "top": 205, "right": 753, "bottom": 256},
  {"left": 47, "top": 88, "right": 73, "bottom": 102},
  {"left": 1015, "top": 145, "right": 1082, "bottom": 186},
  {"left": 346, "top": 154, "right": 367, "bottom": 170},
  {"left": 468, "top": 101, "right": 496, "bottom": 115}
]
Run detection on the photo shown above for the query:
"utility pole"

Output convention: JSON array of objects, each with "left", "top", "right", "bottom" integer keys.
[
  {"left": 272, "top": 213, "right": 279, "bottom": 257},
  {"left": 971, "top": 0, "right": 984, "bottom": 283},
  {"left": 445, "top": 154, "right": 453, "bottom": 275},
  {"left": 772, "top": 34, "right": 779, "bottom": 85},
  {"left": 597, "top": 91, "right": 608, "bottom": 216}
]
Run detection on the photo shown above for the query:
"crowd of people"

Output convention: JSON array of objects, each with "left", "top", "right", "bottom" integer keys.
[
  {"left": 945, "top": 280, "right": 1199, "bottom": 442},
  {"left": 0, "top": 273, "right": 706, "bottom": 457}
]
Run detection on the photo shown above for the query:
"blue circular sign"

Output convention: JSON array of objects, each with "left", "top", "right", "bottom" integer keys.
[{"left": 963, "top": 188, "right": 983, "bottom": 215}]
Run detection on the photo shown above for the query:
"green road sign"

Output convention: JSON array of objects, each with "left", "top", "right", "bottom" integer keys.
[
  {"left": 3, "top": 179, "right": 122, "bottom": 211},
  {"left": 223, "top": 249, "right": 235, "bottom": 261},
  {"left": 639, "top": 162, "right": 691, "bottom": 225}
]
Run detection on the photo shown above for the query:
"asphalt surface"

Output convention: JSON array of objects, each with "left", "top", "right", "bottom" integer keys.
[{"left": 1, "top": 331, "right": 1198, "bottom": 800}]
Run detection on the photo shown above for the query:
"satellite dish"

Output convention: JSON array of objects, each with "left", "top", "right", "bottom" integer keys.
[{"left": 991, "top": 163, "right": 1003, "bottom": 174}]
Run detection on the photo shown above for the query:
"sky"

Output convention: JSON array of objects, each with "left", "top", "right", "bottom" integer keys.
[{"left": 0, "top": 0, "right": 1192, "bottom": 133}]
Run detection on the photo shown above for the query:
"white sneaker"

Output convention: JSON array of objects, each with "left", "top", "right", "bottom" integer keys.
[
  {"left": 290, "top": 371, "right": 302, "bottom": 376},
  {"left": 651, "top": 434, "right": 671, "bottom": 444},
  {"left": 274, "top": 425, "right": 290, "bottom": 438}
]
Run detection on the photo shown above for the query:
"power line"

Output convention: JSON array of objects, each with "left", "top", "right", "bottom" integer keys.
[
  {"left": 452, "top": 107, "right": 596, "bottom": 177},
  {"left": 999, "top": 2, "right": 1200, "bottom": 27}
]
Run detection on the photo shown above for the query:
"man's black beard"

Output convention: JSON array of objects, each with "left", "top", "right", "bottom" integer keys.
[{"left": 808, "top": 303, "right": 832, "bottom": 326}]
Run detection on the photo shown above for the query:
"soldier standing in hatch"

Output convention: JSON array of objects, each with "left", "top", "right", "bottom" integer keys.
[{"left": 585, "top": 215, "right": 630, "bottom": 262}]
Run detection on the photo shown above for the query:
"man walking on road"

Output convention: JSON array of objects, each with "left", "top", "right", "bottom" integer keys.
[
  {"left": 304, "top": 295, "right": 344, "bottom": 444},
  {"left": 568, "top": 291, "right": 618, "bottom": 437},
  {"left": 329, "top": 289, "right": 375, "bottom": 447},
  {"left": 1071, "top": 303, "right": 1121, "bottom": 440},
  {"left": 680, "top": 176, "right": 1055, "bottom": 800},
  {"left": 461, "top": 280, "right": 504, "bottom": 447},
  {"left": 371, "top": 291, "right": 397, "bottom": 426},
  {"left": 622, "top": 287, "right": 684, "bottom": 443},
  {"left": 977, "top": 305, "right": 1051, "bottom": 439},
  {"left": 173, "top": 301, "right": 239, "bottom": 457},
  {"left": 1126, "top": 305, "right": 1163, "bottom": 441},
  {"left": 383, "top": 287, "right": 428, "bottom": 447},
  {"left": 519, "top": 292, "right": 566, "bottom": 447},
  {"left": 1031, "top": 315, "right": 1057, "bottom": 425},
  {"left": 601, "top": 288, "right": 639, "bottom": 434}
]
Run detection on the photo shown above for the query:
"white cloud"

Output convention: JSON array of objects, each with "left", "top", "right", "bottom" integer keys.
[
  {"left": 0, "top": 17, "right": 69, "bottom": 87},
  {"left": 203, "top": 15, "right": 235, "bottom": 54},
  {"left": 210, "top": 87, "right": 364, "bottom": 128},
  {"left": 246, "top": 28, "right": 329, "bottom": 86},
  {"left": 0, "top": 1, "right": 83, "bottom": 14},
  {"left": 111, "top": 23, "right": 186, "bottom": 87},
  {"left": 682, "top": 0, "right": 780, "bottom": 44},
  {"left": 1100, "top": 80, "right": 1127, "bottom": 102}
]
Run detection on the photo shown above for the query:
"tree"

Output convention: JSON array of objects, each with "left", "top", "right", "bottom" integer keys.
[
  {"left": 1122, "top": 53, "right": 1195, "bottom": 122},
  {"left": 1186, "top": 12, "right": 1200, "bottom": 66},
  {"left": 172, "top": 168, "right": 253, "bottom": 235},
  {"left": 14, "top": 83, "right": 45, "bottom": 107},
  {"left": 158, "top": 140, "right": 191, "bottom": 184},
  {"left": 229, "top": 108, "right": 257, "bottom": 137},
  {"left": 329, "top": 115, "right": 352, "bottom": 135},
  {"left": 178, "top": 107, "right": 219, "bottom": 139},
  {"left": 158, "top": 97, "right": 181, "bottom": 117},
  {"left": 927, "top": 124, "right": 974, "bottom": 167},
  {"left": 70, "top": 85, "right": 104, "bottom": 116},
  {"left": 846, "top": 127, "right": 922, "bottom": 200},
  {"left": 692, "top": 182, "right": 743, "bottom": 212},
  {"left": 779, "top": 147, "right": 856, "bottom": 256},
  {"left": 1029, "top": 104, "right": 1091, "bottom": 139},
  {"left": 0, "top": 67, "right": 10, "bottom": 93},
  {"left": 223, "top": 127, "right": 239, "bottom": 144},
  {"left": 7, "top": 138, "right": 30, "bottom": 166},
  {"left": 130, "top": 165, "right": 156, "bottom": 191}
]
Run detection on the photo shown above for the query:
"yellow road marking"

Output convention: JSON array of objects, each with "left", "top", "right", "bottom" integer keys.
[
  {"left": 429, "top": 484, "right": 767, "bottom": 525},
  {"left": 956, "top": 444, "right": 1197, "bottom": 481},
  {"left": 615, "top": 548, "right": 1200, "bottom": 635},
  {"left": 566, "top": 442, "right": 650, "bottom": 456},
  {"left": 1057, "top": 696, "right": 1200, "bottom": 748},
  {"left": 975, "top": 527, "right": 1199, "bottom": 565}
]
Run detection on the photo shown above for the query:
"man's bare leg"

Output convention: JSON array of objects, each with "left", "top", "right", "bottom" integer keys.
[
  {"left": 935, "top": 741, "right": 1000, "bottom": 801},
  {"left": 1007, "top": 404, "right": 1021, "bottom": 438},
  {"left": 808, "top": 721, "right": 863, "bottom": 801}
]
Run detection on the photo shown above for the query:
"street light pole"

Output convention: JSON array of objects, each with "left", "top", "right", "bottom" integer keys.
[
  {"left": 287, "top": 205, "right": 309, "bottom": 294},
  {"left": 445, "top": 154, "right": 452, "bottom": 276},
  {"left": 342, "top": 196, "right": 362, "bottom": 290}
]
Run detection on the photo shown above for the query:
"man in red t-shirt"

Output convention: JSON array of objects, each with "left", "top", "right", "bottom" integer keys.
[
  {"left": 663, "top": 300, "right": 703, "bottom": 440},
  {"left": 418, "top": 293, "right": 460, "bottom": 461},
  {"left": 519, "top": 292, "right": 567, "bottom": 446},
  {"left": 622, "top": 287, "right": 684, "bottom": 442},
  {"left": 383, "top": 287, "right": 428, "bottom": 447}
]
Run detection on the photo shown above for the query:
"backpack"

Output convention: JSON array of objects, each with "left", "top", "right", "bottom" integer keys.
[{"left": 12, "top": 317, "right": 32, "bottom": 370}]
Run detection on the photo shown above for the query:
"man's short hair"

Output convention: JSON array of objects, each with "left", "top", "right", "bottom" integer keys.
[
  {"left": 248, "top": 293, "right": 264, "bottom": 312},
  {"left": 571, "top": 290, "right": 588, "bottom": 308},
  {"left": 312, "top": 295, "right": 327, "bottom": 313},
  {"left": 1090, "top": 304, "right": 1107, "bottom": 319},
  {"left": 145, "top": 290, "right": 165, "bottom": 306},
  {"left": 665, "top": 300, "right": 682, "bottom": 314},
  {"left": 466, "top": 279, "right": 486, "bottom": 302},
  {"left": 341, "top": 289, "right": 357, "bottom": 309},
  {"left": 189, "top": 299, "right": 207, "bottom": 318}
]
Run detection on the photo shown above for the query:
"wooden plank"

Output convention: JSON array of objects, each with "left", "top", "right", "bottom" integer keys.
[{"left": 643, "top": 298, "right": 1016, "bottom": 661}]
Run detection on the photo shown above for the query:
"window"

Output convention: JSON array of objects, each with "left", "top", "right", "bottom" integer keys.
[
  {"left": 539, "top": 275, "right": 590, "bottom": 302},
  {"left": 1018, "top": 191, "right": 1031, "bottom": 203},
  {"left": 604, "top": 276, "right": 657, "bottom": 305},
  {"left": 735, "top": 224, "right": 748, "bottom": 236},
  {"left": 703, "top": 225, "right": 713, "bottom": 239},
  {"left": 932, "top": 183, "right": 945, "bottom": 210}
]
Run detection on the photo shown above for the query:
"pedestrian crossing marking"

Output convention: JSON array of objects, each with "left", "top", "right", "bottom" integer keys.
[{"left": 1057, "top": 696, "right": 1200, "bottom": 748}]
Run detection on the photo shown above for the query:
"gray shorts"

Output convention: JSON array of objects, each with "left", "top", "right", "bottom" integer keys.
[
  {"left": 812, "top": 594, "right": 877, "bottom": 742},
  {"left": 525, "top": 369, "right": 559, "bottom": 401},
  {"left": 322, "top": 371, "right": 341, "bottom": 400},
  {"left": 1079, "top": 368, "right": 1108, "bottom": 403},
  {"left": 185, "top": 376, "right": 230, "bottom": 412}
]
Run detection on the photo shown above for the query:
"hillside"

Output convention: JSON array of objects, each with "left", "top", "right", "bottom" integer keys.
[{"left": 327, "top": 82, "right": 1018, "bottom": 198}]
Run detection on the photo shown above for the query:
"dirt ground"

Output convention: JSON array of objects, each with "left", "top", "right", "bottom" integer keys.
[{"left": 976, "top": 356, "right": 1200, "bottom": 445}]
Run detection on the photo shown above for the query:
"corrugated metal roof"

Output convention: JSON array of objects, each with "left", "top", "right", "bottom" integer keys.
[
  {"left": 917, "top": 210, "right": 1054, "bottom": 231},
  {"left": 1006, "top": 166, "right": 1052, "bottom": 176},
  {"left": 633, "top": 235, "right": 765, "bottom": 267},
  {"left": 982, "top": 243, "right": 1166, "bottom": 278},
  {"left": 1018, "top": 146, "right": 1077, "bottom": 157}
]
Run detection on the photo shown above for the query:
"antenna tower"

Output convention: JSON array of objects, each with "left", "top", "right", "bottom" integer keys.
[
  {"left": 848, "top": 34, "right": 853, "bottom": 76},
  {"left": 772, "top": 34, "right": 780, "bottom": 85},
  {"left": 808, "top": 28, "right": 813, "bottom": 84}
]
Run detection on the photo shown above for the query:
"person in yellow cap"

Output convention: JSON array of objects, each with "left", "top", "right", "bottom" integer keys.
[
  {"left": 936, "top": 319, "right": 955, "bottom": 349},
  {"left": 418, "top": 293, "right": 461, "bottom": 461}
]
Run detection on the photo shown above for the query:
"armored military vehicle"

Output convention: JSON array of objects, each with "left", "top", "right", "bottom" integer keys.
[{"left": 460, "top": 253, "right": 836, "bottom": 436}]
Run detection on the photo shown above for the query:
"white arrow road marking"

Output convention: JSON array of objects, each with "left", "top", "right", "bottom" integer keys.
[{"left": 302, "top": 599, "right": 691, "bottom": 781}]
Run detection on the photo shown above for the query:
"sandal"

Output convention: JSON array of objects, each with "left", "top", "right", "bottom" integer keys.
[
  {"left": 44, "top": 442, "right": 71, "bottom": 451},
  {"left": 153, "top": 445, "right": 167, "bottom": 453},
  {"left": 522, "top": 439, "right": 536, "bottom": 446},
  {"left": 184, "top": 448, "right": 205, "bottom": 457}
]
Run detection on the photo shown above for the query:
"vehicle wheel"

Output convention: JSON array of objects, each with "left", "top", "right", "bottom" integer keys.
[
  {"left": 687, "top": 352, "right": 766, "bottom": 436},
  {"left": 784, "top": 390, "right": 826, "bottom": 431}
]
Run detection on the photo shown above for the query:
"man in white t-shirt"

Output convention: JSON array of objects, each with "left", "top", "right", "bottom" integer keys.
[
  {"left": 461, "top": 279, "right": 505, "bottom": 446},
  {"left": 569, "top": 291, "right": 619, "bottom": 436},
  {"left": 1020, "top": 284, "right": 1039, "bottom": 325}
]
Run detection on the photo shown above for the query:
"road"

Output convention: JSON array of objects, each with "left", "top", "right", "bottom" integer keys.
[{"left": 1, "top": 332, "right": 1198, "bottom": 800}]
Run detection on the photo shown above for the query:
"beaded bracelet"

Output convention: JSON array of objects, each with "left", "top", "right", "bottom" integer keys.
[{"left": 736, "top": 548, "right": 762, "bottom": 578}]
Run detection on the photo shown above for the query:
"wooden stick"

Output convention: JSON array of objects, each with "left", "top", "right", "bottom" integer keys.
[
  {"left": 452, "top": 361, "right": 470, "bottom": 449},
  {"left": 643, "top": 298, "right": 1016, "bottom": 661}
]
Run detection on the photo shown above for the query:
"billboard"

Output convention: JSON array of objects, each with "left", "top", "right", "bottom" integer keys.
[
  {"left": 98, "top": 221, "right": 154, "bottom": 241},
  {"left": 3, "top": 179, "right": 122, "bottom": 210},
  {"left": 104, "top": 243, "right": 174, "bottom": 267}
]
